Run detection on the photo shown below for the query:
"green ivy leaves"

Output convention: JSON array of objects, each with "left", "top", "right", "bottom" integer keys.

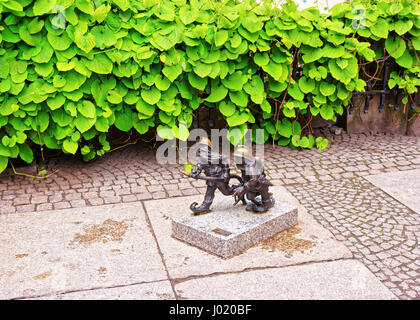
[
  {"left": 395, "top": 50, "right": 414, "bottom": 69},
  {"left": 206, "top": 82, "right": 228, "bottom": 103},
  {"left": 77, "top": 101, "right": 96, "bottom": 119},
  {"left": 320, "top": 105, "right": 334, "bottom": 120},
  {"left": 141, "top": 86, "right": 161, "bottom": 105},
  {"left": 180, "top": 6, "right": 199, "bottom": 25},
  {"left": 394, "top": 20, "right": 413, "bottom": 36},
  {"left": 0, "top": 0, "right": 418, "bottom": 174},
  {"left": 298, "top": 77, "right": 315, "bottom": 94},
  {"left": 219, "top": 101, "right": 236, "bottom": 117},
  {"left": 316, "top": 137, "right": 329, "bottom": 150},
  {"left": 75, "top": 32, "right": 96, "bottom": 54},
  {"left": 328, "top": 57, "right": 358, "bottom": 85},
  {"left": 385, "top": 35, "right": 406, "bottom": 59},
  {"left": 320, "top": 82, "right": 336, "bottom": 96},
  {"left": 33, "top": 0, "right": 55, "bottom": 16},
  {"left": 262, "top": 61, "right": 284, "bottom": 81},
  {"left": 371, "top": 18, "right": 389, "bottom": 38},
  {"left": 242, "top": 13, "right": 263, "bottom": 33},
  {"left": 63, "top": 139, "right": 78, "bottom": 155},
  {"left": 0, "top": 156, "right": 8, "bottom": 173},
  {"left": 86, "top": 54, "right": 113, "bottom": 74},
  {"left": 188, "top": 73, "right": 207, "bottom": 90},
  {"left": 215, "top": 30, "right": 229, "bottom": 47},
  {"left": 193, "top": 62, "right": 213, "bottom": 78}
]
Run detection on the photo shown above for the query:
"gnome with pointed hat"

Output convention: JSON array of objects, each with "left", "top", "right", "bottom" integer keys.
[
  {"left": 232, "top": 145, "right": 275, "bottom": 213},
  {"left": 187, "top": 137, "right": 244, "bottom": 215}
]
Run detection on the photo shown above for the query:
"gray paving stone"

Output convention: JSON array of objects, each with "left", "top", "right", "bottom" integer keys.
[
  {"left": 175, "top": 260, "right": 396, "bottom": 300},
  {"left": 365, "top": 169, "right": 420, "bottom": 214},
  {"left": 29, "top": 280, "right": 175, "bottom": 300},
  {"left": 0, "top": 203, "right": 168, "bottom": 299}
]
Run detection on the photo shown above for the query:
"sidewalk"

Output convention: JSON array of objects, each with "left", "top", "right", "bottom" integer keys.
[
  {"left": 0, "top": 186, "right": 395, "bottom": 300},
  {"left": 0, "top": 133, "right": 419, "bottom": 299}
]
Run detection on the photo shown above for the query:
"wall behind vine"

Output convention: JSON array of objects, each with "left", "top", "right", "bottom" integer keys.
[{"left": 0, "top": 0, "right": 419, "bottom": 174}]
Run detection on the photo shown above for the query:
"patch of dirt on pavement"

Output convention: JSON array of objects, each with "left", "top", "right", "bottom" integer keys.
[
  {"left": 259, "top": 226, "right": 315, "bottom": 256},
  {"left": 97, "top": 267, "right": 107, "bottom": 275},
  {"left": 63, "top": 263, "right": 76, "bottom": 270},
  {"left": 15, "top": 254, "right": 28, "bottom": 259},
  {"left": 156, "top": 292, "right": 174, "bottom": 299},
  {"left": 23, "top": 289, "right": 36, "bottom": 295},
  {"left": 33, "top": 271, "right": 52, "bottom": 280},
  {"left": 69, "top": 219, "right": 132, "bottom": 247}
]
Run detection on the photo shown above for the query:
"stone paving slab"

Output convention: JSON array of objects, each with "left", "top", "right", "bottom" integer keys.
[
  {"left": 28, "top": 280, "right": 175, "bottom": 300},
  {"left": 144, "top": 186, "right": 352, "bottom": 280},
  {"left": 174, "top": 260, "right": 396, "bottom": 300},
  {"left": 0, "top": 203, "right": 167, "bottom": 299},
  {"left": 364, "top": 169, "right": 420, "bottom": 214}
]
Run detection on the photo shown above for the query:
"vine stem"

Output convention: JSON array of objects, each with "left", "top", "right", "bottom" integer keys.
[
  {"left": 9, "top": 161, "right": 59, "bottom": 179},
  {"left": 408, "top": 111, "right": 420, "bottom": 122},
  {"left": 362, "top": 62, "right": 381, "bottom": 82},
  {"left": 35, "top": 117, "right": 45, "bottom": 163},
  {"left": 108, "top": 139, "right": 139, "bottom": 153},
  {"left": 360, "top": 37, "right": 403, "bottom": 67},
  {"left": 370, "top": 47, "right": 387, "bottom": 89},
  {"left": 300, "top": 114, "right": 313, "bottom": 134},
  {"left": 408, "top": 91, "right": 419, "bottom": 109},
  {"left": 402, "top": 36, "right": 420, "bottom": 66},
  {"left": 272, "top": 48, "right": 297, "bottom": 147}
]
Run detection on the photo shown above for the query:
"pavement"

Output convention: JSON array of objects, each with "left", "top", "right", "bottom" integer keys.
[{"left": 0, "top": 132, "right": 419, "bottom": 300}]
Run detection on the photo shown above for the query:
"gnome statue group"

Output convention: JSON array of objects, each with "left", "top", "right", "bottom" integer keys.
[{"left": 182, "top": 137, "right": 275, "bottom": 215}]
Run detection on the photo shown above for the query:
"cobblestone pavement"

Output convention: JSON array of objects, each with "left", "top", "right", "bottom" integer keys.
[
  {"left": 1, "top": 132, "right": 420, "bottom": 299},
  {"left": 288, "top": 178, "right": 420, "bottom": 300}
]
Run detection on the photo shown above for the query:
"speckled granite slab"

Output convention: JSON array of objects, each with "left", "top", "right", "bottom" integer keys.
[{"left": 172, "top": 201, "right": 298, "bottom": 258}]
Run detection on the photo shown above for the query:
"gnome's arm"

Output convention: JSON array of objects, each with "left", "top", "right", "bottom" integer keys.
[
  {"left": 234, "top": 169, "right": 258, "bottom": 197},
  {"left": 191, "top": 163, "right": 203, "bottom": 177},
  {"left": 243, "top": 175, "right": 258, "bottom": 190}
]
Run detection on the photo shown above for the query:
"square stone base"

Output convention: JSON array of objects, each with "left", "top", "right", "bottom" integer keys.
[{"left": 172, "top": 201, "right": 298, "bottom": 258}]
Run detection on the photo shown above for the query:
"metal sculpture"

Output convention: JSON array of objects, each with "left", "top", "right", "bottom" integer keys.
[
  {"left": 181, "top": 140, "right": 275, "bottom": 215},
  {"left": 232, "top": 145, "right": 275, "bottom": 213}
]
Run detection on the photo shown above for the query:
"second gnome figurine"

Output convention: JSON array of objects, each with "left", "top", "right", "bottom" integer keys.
[
  {"left": 182, "top": 138, "right": 275, "bottom": 215},
  {"left": 232, "top": 145, "right": 275, "bottom": 213}
]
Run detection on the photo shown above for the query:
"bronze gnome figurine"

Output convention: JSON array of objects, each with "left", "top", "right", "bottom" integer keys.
[
  {"left": 181, "top": 139, "right": 274, "bottom": 215},
  {"left": 232, "top": 145, "right": 275, "bottom": 213},
  {"left": 184, "top": 138, "right": 244, "bottom": 215}
]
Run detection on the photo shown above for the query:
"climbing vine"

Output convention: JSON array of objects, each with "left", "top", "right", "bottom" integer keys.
[{"left": 0, "top": 0, "right": 419, "bottom": 174}]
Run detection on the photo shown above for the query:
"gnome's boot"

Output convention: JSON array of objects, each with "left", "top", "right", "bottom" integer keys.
[
  {"left": 241, "top": 196, "right": 248, "bottom": 205},
  {"left": 190, "top": 201, "right": 212, "bottom": 215},
  {"left": 245, "top": 193, "right": 262, "bottom": 210},
  {"left": 246, "top": 195, "right": 275, "bottom": 213},
  {"left": 190, "top": 186, "right": 215, "bottom": 215}
]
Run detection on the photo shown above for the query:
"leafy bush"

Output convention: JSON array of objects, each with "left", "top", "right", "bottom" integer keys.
[{"left": 0, "top": 0, "right": 419, "bottom": 174}]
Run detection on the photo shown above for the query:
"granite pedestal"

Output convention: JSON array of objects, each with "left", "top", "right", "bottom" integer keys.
[{"left": 172, "top": 201, "right": 298, "bottom": 258}]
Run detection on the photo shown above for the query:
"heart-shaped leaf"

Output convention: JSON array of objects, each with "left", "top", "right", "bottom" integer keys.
[{"left": 141, "top": 86, "right": 161, "bottom": 105}]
